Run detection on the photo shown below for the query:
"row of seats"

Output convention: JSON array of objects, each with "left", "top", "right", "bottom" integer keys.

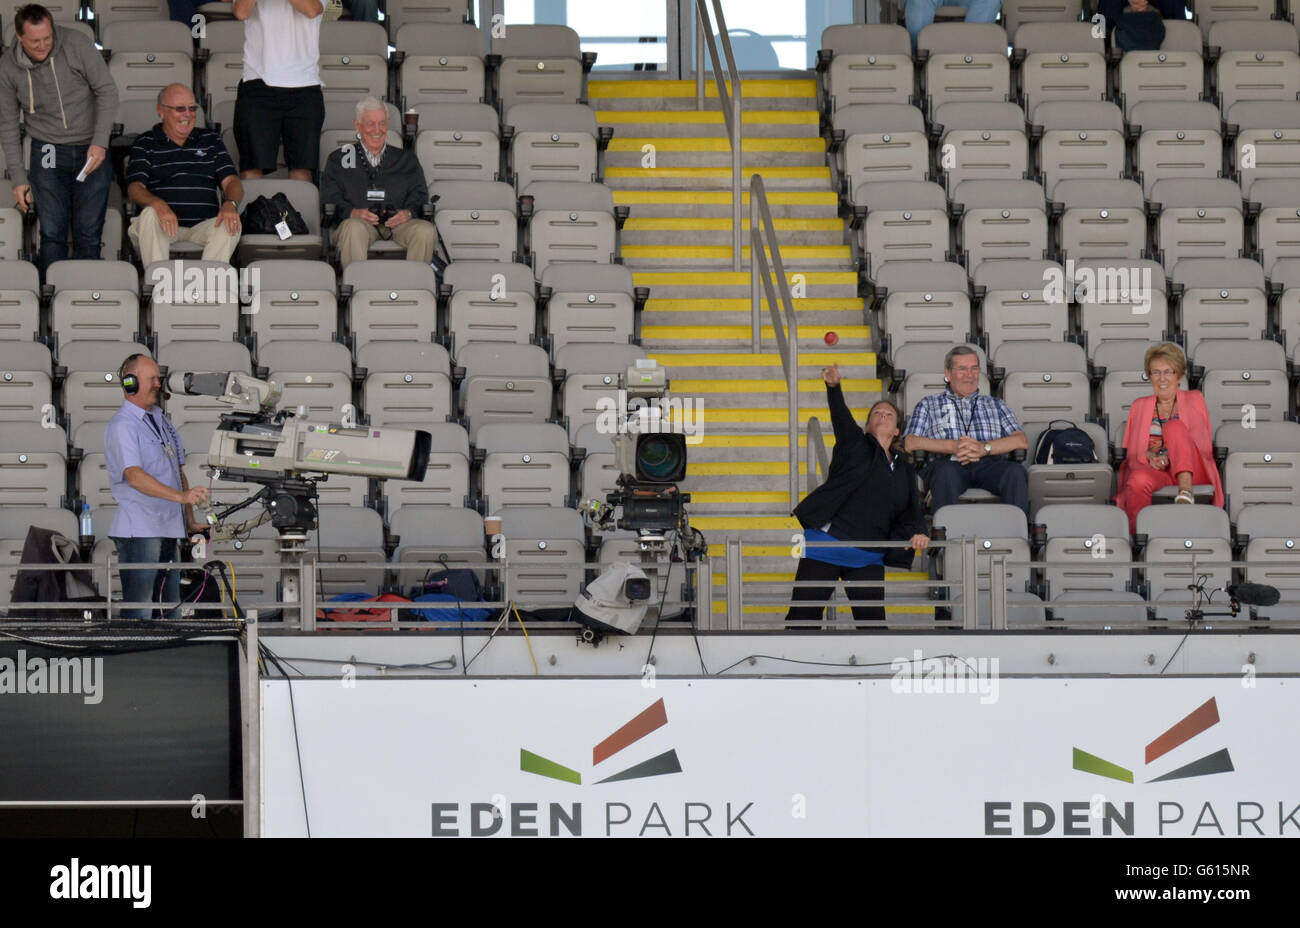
[{"left": 927, "top": 500, "right": 1300, "bottom": 624}]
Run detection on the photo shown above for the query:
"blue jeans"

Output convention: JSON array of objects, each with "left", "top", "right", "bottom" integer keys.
[
  {"left": 904, "top": 0, "right": 1003, "bottom": 46},
  {"left": 27, "top": 140, "right": 114, "bottom": 271},
  {"left": 112, "top": 537, "right": 180, "bottom": 620},
  {"left": 347, "top": 0, "right": 379, "bottom": 20},
  {"left": 923, "top": 456, "right": 1030, "bottom": 516}
]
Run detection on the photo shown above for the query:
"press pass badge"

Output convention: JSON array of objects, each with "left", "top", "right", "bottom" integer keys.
[
  {"left": 367, "top": 189, "right": 386, "bottom": 202},
  {"left": 275, "top": 219, "right": 292, "bottom": 240}
]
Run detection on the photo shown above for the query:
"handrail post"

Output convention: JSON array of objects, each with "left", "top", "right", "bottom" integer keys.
[
  {"left": 300, "top": 551, "right": 316, "bottom": 631},
  {"left": 695, "top": 3, "right": 704, "bottom": 110},
  {"left": 750, "top": 189, "right": 760, "bottom": 352},
  {"left": 731, "top": 78, "right": 742, "bottom": 272},
  {"left": 787, "top": 272, "right": 799, "bottom": 511},
  {"left": 725, "top": 537, "right": 743, "bottom": 629},
  {"left": 960, "top": 539, "right": 979, "bottom": 630},
  {"left": 242, "top": 611, "right": 260, "bottom": 837},
  {"left": 990, "top": 556, "right": 1008, "bottom": 631},
  {"left": 697, "top": 556, "right": 713, "bottom": 630}
]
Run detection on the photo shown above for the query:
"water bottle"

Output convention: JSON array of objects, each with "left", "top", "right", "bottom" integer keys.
[{"left": 79, "top": 503, "right": 93, "bottom": 538}]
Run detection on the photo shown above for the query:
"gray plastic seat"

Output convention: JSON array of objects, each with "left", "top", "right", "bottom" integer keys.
[
  {"left": 432, "top": 180, "right": 519, "bottom": 264},
  {"left": 396, "top": 22, "right": 487, "bottom": 107},
  {"left": 505, "top": 103, "right": 599, "bottom": 191},
  {"left": 541, "top": 263, "right": 635, "bottom": 358},
  {"left": 932, "top": 101, "right": 1029, "bottom": 194},
  {"left": 493, "top": 24, "right": 585, "bottom": 110},
  {"left": 1151, "top": 180, "right": 1245, "bottom": 274},
  {"left": 388, "top": 0, "right": 475, "bottom": 33},
  {"left": 200, "top": 21, "right": 245, "bottom": 110},
  {"left": 447, "top": 270, "right": 536, "bottom": 350},
  {"left": 856, "top": 180, "right": 950, "bottom": 274},
  {"left": 499, "top": 505, "right": 586, "bottom": 609},
  {"left": 524, "top": 180, "right": 617, "bottom": 281},
  {"left": 246, "top": 260, "right": 338, "bottom": 351},
  {"left": 262, "top": 341, "right": 354, "bottom": 422},
  {"left": 415, "top": 102, "right": 500, "bottom": 185},
  {"left": 1052, "top": 179, "right": 1146, "bottom": 263},
  {"left": 820, "top": 23, "right": 914, "bottom": 113},
  {"left": 1201, "top": 368, "right": 1289, "bottom": 431},
  {"left": 358, "top": 341, "right": 452, "bottom": 427},
  {"left": 952, "top": 179, "right": 1048, "bottom": 272},
  {"left": 1015, "top": 22, "right": 1107, "bottom": 113},
  {"left": 1031, "top": 100, "right": 1126, "bottom": 195},
  {"left": 1239, "top": 504, "right": 1300, "bottom": 619},
  {"left": 933, "top": 502, "right": 1031, "bottom": 599},
  {"left": 103, "top": 21, "right": 192, "bottom": 103},
  {"left": 62, "top": 343, "right": 151, "bottom": 436},
  {"left": 318, "top": 21, "right": 390, "bottom": 104},
  {"left": 554, "top": 342, "right": 646, "bottom": 376},
  {"left": 1172, "top": 258, "right": 1266, "bottom": 357},
  {"left": 1050, "top": 590, "right": 1148, "bottom": 626},
  {"left": 159, "top": 342, "right": 253, "bottom": 430},
  {"left": 234, "top": 180, "right": 323, "bottom": 264},
  {"left": 1137, "top": 504, "right": 1233, "bottom": 620},
  {"left": 1023, "top": 422, "right": 1113, "bottom": 516},
  {"left": 1270, "top": 257, "right": 1300, "bottom": 361},
  {"left": 144, "top": 259, "right": 243, "bottom": 349},
  {"left": 48, "top": 260, "right": 140, "bottom": 352},
  {"left": 314, "top": 506, "right": 386, "bottom": 600},
  {"left": 1230, "top": 103, "right": 1300, "bottom": 202},
  {"left": 1224, "top": 445, "right": 1300, "bottom": 519},
  {"left": 391, "top": 504, "right": 488, "bottom": 587},
  {"left": 976, "top": 259, "right": 1068, "bottom": 355},
  {"left": 1131, "top": 101, "right": 1223, "bottom": 198},
  {"left": 918, "top": 23, "right": 1011, "bottom": 112},
  {"left": 457, "top": 342, "right": 552, "bottom": 442},
  {"left": 344, "top": 261, "right": 439, "bottom": 350},
  {"left": 1116, "top": 20, "right": 1205, "bottom": 119},
  {"left": 383, "top": 421, "right": 469, "bottom": 510},
  {"left": 836, "top": 103, "right": 929, "bottom": 194},
  {"left": 1211, "top": 20, "right": 1300, "bottom": 112},
  {"left": 0, "top": 261, "right": 40, "bottom": 343},
  {"left": 478, "top": 422, "right": 571, "bottom": 511},
  {"left": 1215, "top": 420, "right": 1300, "bottom": 454}
]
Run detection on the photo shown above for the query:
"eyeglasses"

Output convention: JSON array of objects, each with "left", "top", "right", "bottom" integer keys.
[
  {"left": 161, "top": 104, "right": 199, "bottom": 113},
  {"left": 1148, "top": 368, "right": 1179, "bottom": 379},
  {"left": 950, "top": 365, "right": 980, "bottom": 374}
]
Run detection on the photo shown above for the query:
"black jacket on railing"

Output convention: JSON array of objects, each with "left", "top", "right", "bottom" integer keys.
[{"left": 792, "top": 383, "right": 924, "bottom": 569}]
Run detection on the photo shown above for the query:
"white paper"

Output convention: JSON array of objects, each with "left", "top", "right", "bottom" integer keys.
[{"left": 74, "top": 155, "right": 94, "bottom": 182}]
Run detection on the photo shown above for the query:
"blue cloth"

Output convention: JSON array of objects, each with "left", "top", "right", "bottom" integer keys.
[
  {"left": 904, "top": 0, "right": 1003, "bottom": 46},
  {"left": 803, "top": 528, "right": 886, "bottom": 569},
  {"left": 104, "top": 401, "right": 187, "bottom": 539},
  {"left": 112, "top": 536, "right": 179, "bottom": 619},
  {"left": 27, "top": 140, "right": 113, "bottom": 270},
  {"left": 126, "top": 125, "right": 238, "bottom": 227}
]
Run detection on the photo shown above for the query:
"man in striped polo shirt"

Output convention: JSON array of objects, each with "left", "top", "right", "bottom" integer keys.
[{"left": 125, "top": 83, "right": 244, "bottom": 267}]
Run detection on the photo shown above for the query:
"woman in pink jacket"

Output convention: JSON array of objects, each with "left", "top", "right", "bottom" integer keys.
[{"left": 1114, "top": 342, "right": 1224, "bottom": 532}]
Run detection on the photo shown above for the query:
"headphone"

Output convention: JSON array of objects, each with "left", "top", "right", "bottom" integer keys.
[{"left": 119, "top": 354, "right": 145, "bottom": 395}]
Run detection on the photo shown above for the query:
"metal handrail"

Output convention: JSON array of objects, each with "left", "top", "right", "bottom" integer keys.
[
  {"left": 693, "top": 0, "right": 742, "bottom": 270},
  {"left": 806, "top": 416, "right": 830, "bottom": 491},
  {"left": 750, "top": 173, "right": 802, "bottom": 509}
]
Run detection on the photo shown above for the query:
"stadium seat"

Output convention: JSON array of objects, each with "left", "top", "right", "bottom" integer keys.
[
  {"left": 1269, "top": 258, "right": 1300, "bottom": 361},
  {"left": 61, "top": 342, "right": 151, "bottom": 437},
  {"left": 575, "top": 422, "right": 618, "bottom": 502},
  {"left": 522, "top": 181, "right": 618, "bottom": 281},
  {"left": 876, "top": 260, "right": 972, "bottom": 360},
  {"left": 499, "top": 506, "right": 586, "bottom": 609},
  {"left": 432, "top": 180, "right": 519, "bottom": 263},
  {"left": 414, "top": 103, "right": 501, "bottom": 185},
  {"left": 477, "top": 422, "right": 571, "bottom": 511},
  {"left": 245, "top": 260, "right": 339, "bottom": 352},
  {"left": 1000, "top": 0, "right": 1083, "bottom": 43},
  {"left": 343, "top": 260, "right": 439, "bottom": 350},
  {"left": 158, "top": 341, "right": 254, "bottom": 430},
  {"left": 1172, "top": 257, "right": 1266, "bottom": 357},
  {"left": 1031, "top": 100, "right": 1126, "bottom": 195},
  {"left": 261, "top": 341, "right": 354, "bottom": 421},
  {"left": 1198, "top": 0, "right": 1275, "bottom": 43},
  {"left": 1223, "top": 437, "right": 1300, "bottom": 519},
  {"left": 1238, "top": 504, "right": 1300, "bottom": 619},
  {"left": 1211, "top": 20, "right": 1300, "bottom": 113},
  {"left": 505, "top": 102, "right": 601, "bottom": 190},
  {"left": 932, "top": 101, "right": 1030, "bottom": 194},
  {"left": 1137, "top": 504, "right": 1233, "bottom": 621},
  {"left": 145, "top": 259, "right": 243, "bottom": 350},
  {"left": 933, "top": 503, "right": 1032, "bottom": 608},
  {"left": 855, "top": 180, "right": 951, "bottom": 275},
  {"left": 0, "top": 421, "right": 66, "bottom": 511},
  {"left": 0, "top": 261, "right": 41, "bottom": 342},
  {"left": 541, "top": 263, "right": 636, "bottom": 358},
  {"left": 319, "top": 22, "right": 391, "bottom": 105},
  {"left": 1049, "top": 590, "right": 1149, "bottom": 625},
  {"left": 1023, "top": 421, "right": 1113, "bottom": 514},
  {"left": 917, "top": 23, "right": 1011, "bottom": 114},
  {"left": 0, "top": 508, "right": 78, "bottom": 609},
  {"left": 1201, "top": 367, "right": 1290, "bottom": 431},
  {"left": 557, "top": 343, "right": 647, "bottom": 441},
  {"left": 1131, "top": 101, "right": 1223, "bottom": 198},
  {"left": 995, "top": 341, "right": 1091, "bottom": 433},
  {"left": 315, "top": 505, "right": 386, "bottom": 599},
  {"left": 94, "top": 0, "right": 169, "bottom": 31},
  {"left": 47, "top": 260, "right": 140, "bottom": 357},
  {"left": 952, "top": 178, "right": 1048, "bottom": 271},
  {"left": 1035, "top": 502, "right": 1135, "bottom": 614},
  {"left": 234, "top": 180, "right": 324, "bottom": 263},
  {"left": 457, "top": 342, "right": 552, "bottom": 441},
  {"left": 199, "top": 20, "right": 244, "bottom": 113},
  {"left": 818, "top": 24, "right": 914, "bottom": 114},
  {"left": 1151, "top": 179, "right": 1245, "bottom": 273},
  {"left": 382, "top": 421, "right": 469, "bottom": 510},
  {"left": 1051, "top": 178, "right": 1147, "bottom": 262},
  {"left": 446, "top": 263, "right": 537, "bottom": 350},
  {"left": 1116, "top": 20, "right": 1205, "bottom": 119},
  {"left": 358, "top": 340, "right": 453, "bottom": 427},
  {"left": 974, "top": 259, "right": 1068, "bottom": 355},
  {"left": 1251, "top": 180, "right": 1300, "bottom": 277},
  {"left": 492, "top": 24, "right": 588, "bottom": 109},
  {"left": 1230, "top": 103, "right": 1300, "bottom": 201},
  {"left": 835, "top": 104, "right": 930, "bottom": 196},
  {"left": 103, "top": 21, "right": 193, "bottom": 103},
  {"left": 395, "top": 22, "right": 487, "bottom": 107},
  {"left": 1015, "top": 22, "right": 1107, "bottom": 113},
  {"left": 390, "top": 505, "right": 487, "bottom": 590},
  {"left": 1074, "top": 258, "right": 1169, "bottom": 361}
]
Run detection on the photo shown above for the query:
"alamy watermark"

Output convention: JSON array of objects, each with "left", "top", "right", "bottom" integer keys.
[
  {"left": 0, "top": 650, "right": 102, "bottom": 705},
  {"left": 890, "top": 650, "right": 1000, "bottom": 704},
  {"left": 1042, "top": 259, "right": 1152, "bottom": 315},
  {"left": 594, "top": 390, "right": 705, "bottom": 445},
  {"left": 149, "top": 260, "right": 262, "bottom": 314}
]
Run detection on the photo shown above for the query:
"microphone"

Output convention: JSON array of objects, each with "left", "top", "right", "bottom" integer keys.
[{"left": 1225, "top": 582, "right": 1281, "bottom": 608}]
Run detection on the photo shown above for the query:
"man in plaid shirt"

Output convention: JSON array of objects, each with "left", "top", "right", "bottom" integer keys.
[{"left": 903, "top": 345, "right": 1029, "bottom": 515}]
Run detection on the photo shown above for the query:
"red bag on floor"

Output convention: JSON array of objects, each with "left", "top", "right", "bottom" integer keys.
[{"left": 316, "top": 592, "right": 413, "bottom": 622}]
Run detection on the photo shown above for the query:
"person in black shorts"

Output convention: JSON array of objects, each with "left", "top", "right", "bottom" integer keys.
[{"left": 233, "top": 0, "right": 325, "bottom": 181}]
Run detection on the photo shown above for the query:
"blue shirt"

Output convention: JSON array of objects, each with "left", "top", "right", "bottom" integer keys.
[
  {"left": 126, "top": 125, "right": 237, "bottom": 227},
  {"left": 803, "top": 528, "right": 886, "bottom": 568},
  {"left": 904, "top": 387, "right": 1023, "bottom": 446},
  {"left": 104, "top": 401, "right": 187, "bottom": 538}
]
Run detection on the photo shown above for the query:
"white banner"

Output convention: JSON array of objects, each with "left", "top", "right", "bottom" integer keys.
[{"left": 262, "top": 677, "right": 1300, "bottom": 837}]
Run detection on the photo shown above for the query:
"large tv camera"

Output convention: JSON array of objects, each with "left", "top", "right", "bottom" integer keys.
[{"left": 169, "top": 370, "right": 430, "bottom": 539}]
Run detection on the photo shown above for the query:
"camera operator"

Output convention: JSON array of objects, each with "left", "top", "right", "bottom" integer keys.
[
  {"left": 321, "top": 95, "right": 436, "bottom": 269},
  {"left": 103, "top": 354, "right": 210, "bottom": 619}
]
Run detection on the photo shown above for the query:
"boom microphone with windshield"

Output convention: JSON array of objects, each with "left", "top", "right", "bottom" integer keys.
[{"left": 1225, "top": 583, "right": 1281, "bottom": 608}]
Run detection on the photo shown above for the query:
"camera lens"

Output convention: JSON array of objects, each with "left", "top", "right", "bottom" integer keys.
[
  {"left": 624, "top": 577, "right": 651, "bottom": 601},
  {"left": 636, "top": 435, "right": 685, "bottom": 482}
]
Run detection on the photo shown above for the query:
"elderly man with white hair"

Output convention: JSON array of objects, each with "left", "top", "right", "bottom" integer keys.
[{"left": 320, "top": 96, "right": 437, "bottom": 269}]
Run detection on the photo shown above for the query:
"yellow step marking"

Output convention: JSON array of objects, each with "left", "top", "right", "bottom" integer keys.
[
  {"left": 596, "top": 110, "right": 819, "bottom": 125},
  {"left": 614, "top": 189, "right": 836, "bottom": 205},
  {"left": 589, "top": 79, "right": 817, "bottom": 98},
  {"left": 672, "top": 378, "right": 882, "bottom": 393},
  {"left": 608, "top": 136, "right": 827, "bottom": 153},
  {"left": 643, "top": 324, "right": 870, "bottom": 341},
  {"left": 644, "top": 297, "right": 862, "bottom": 312},
  {"left": 689, "top": 491, "right": 796, "bottom": 503},
  {"left": 607, "top": 165, "right": 829, "bottom": 180},
  {"left": 695, "top": 434, "right": 838, "bottom": 448},
  {"left": 633, "top": 270, "right": 856, "bottom": 285},
  {"left": 692, "top": 516, "right": 802, "bottom": 530},
  {"left": 622, "top": 244, "right": 851, "bottom": 260},
  {"left": 690, "top": 462, "right": 815, "bottom": 475},
  {"left": 626, "top": 217, "right": 843, "bottom": 232},
  {"left": 649, "top": 351, "right": 873, "bottom": 366}
]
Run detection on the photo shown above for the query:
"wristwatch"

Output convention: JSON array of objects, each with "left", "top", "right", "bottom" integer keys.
[{"left": 983, "top": 442, "right": 992, "bottom": 455}]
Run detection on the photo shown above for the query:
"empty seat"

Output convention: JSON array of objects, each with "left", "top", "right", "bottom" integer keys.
[
  {"left": 1223, "top": 440, "right": 1300, "bottom": 519},
  {"left": 146, "top": 259, "right": 243, "bottom": 349},
  {"left": 1251, "top": 179, "right": 1300, "bottom": 277},
  {"left": 358, "top": 340, "right": 453, "bottom": 427},
  {"left": 200, "top": 20, "right": 245, "bottom": 112},
  {"left": 94, "top": 0, "right": 169, "bottom": 29},
  {"left": 819, "top": 24, "right": 914, "bottom": 114},
  {"left": 932, "top": 502, "right": 1031, "bottom": 599},
  {"left": 478, "top": 422, "right": 571, "bottom": 511},
  {"left": 558, "top": 343, "right": 648, "bottom": 441},
  {"left": 396, "top": 22, "right": 487, "bottom": 106},
  {"left": 262, "top": 341, "right": 354, "bottom": 421},
  {"left": 1230, "top": 103, "right": 1300, "bottom": 202},
  {"left": 48, "top": 260, "right": 140, "bottom": 353},
  {"left": 234, "top": 180, "right": 323, "bottom": 263},
  {"left": 432, "top": 180, "right": 519, "bottom": 263},
  {"left": 1238, "top": 504, "right": 1300, "bottom": 619},
  {"left": 856, "top": 180, "right": 951, "bottom": 275},
  {"left": 932, "top": 101, "right": 1030, "bottom": 194},
  {"left": 315, "top": 506, "right": 386, "bottom": 600},
  {"left": 952, "top": 178, "right": 1048, "bottom": 271},
  {"left": 542, "top": 263, "right": 635, "bottom": 357},
  {"left": 61, "top": 343, "right": 151, "bottom": 436},
  {"left": 1015, "top": 22, "right": 1106, "bottom": 112},
  {"left": 1131, "top": 101, "right": 1223, "bottom": 198},
  {"left": 505, "top": 102, "right": 600, "bottom": 191},
  {"left": 1051, "top": 178, "right": 1146, "bottom": 262},
  {"left": 1172, "top": 257, "right": 1266, "bottom": 356},
  {"left": 499, "top": 506, "right": 586, "bottom": 609},
  {"left": 1116, "top": 20, "right": 1205, "bottom": 119},
  {"left": 318, "top": 21, "right": 390, "bottom": 104},
  {"left": 1211, "top": 20, "right": 1300, "bottom": 112},
  {"left": 995, "top": 341, "right": 1091, "bottom": 433},
  {"left": 391, "top": 505, "right": 488, "bottom": 589},
  {"left": 1200, "top": 367, "right": 1290, "bottom": 431},
  {"left": 0, "top": 261, "right": 41, "bottom": 342},
  {"left": 1137, "top": 504, "right": 1233, "bottom": 620},
  {"left": 1050, "top": 590, "right": 1149, "bottom": 625},
  {"left": 1193, "top": 337, "right": 1286, "bottom": 372},
  {"left": 383, "top": 421, "right": 468, "bottom": 510},
  {"left": 457, "top": 342, "right": 552, "bottom": 441},
  {"left": 974, "top": 259, "right": 1068, "bottom": 354},
  {"left": 415, "top": 102, "right": 500, "bottom": 185},
  {"left": 1150, "top": 179, "right": 1245, "bottom": 273},
  {"left": 103, "top": 21, "right": 192, "bottom": 103},
  {"left": 493, "top": 24, "right": 586, "bottom": 109},
  {"left": 1074, "top": 258, "right": 1169, "bottom": 360},
  {"left": 1001, "top": 0, "right": 1083, "bottom": 42},
  {"left": 246, "top": 260, "right": 338, "bottom": 351},
  {"left": 1032, "top": 100, "right": 1126, "bottom": 195},
  {"left": 1035, "top": 502, "right": 1133, "bottom": 600},
  {"left": 877, "top": 260, "right": 972, "bottom": 359},
  {"left": 523, "top": 180, "right": 617, "bottom": 280},
  {"left": 835, "top": 104, "right": 929, "bottom": 195},
  {"left": 1270, "top": 257, "right": 1300, "bottom": 360},
  {"left": 1197, "top": 0, "right": 1273, "bottom": 42},
  {"left": 0, "top": 420, "right": 66, "bottom": 510},
  {"left": 343, "top": 260, "right": 438, "bottom": 350},
  {"left": 918, "top": 23, "right": 1011, "bottom": 113},
  {"left": 446, "top": 262, "right": 536, "bottom": 349}
]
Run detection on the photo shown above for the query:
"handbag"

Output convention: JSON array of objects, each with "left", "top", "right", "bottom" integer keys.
[
  {"left": 1114, "top": 9, "right": 1165, "bottom": 51},
  {"left": 240, "top": 192, "right": 309, "bottom": 236}
]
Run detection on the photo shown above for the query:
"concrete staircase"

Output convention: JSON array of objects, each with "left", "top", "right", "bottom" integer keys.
[{"left": 591, "top": 78, "right": 931, "bottom": 625}]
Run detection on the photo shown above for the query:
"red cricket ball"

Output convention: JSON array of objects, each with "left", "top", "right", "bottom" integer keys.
[{"left": 824, "top": 331, "right": 839, "bottom": 345}]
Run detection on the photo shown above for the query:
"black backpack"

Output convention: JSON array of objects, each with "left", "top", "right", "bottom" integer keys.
[
  {"left": 1034, "top": 420, "right": 1097, "bottom": 465},
  {"left": 240, "top": 192, "right": 309, "bottom": 236}
]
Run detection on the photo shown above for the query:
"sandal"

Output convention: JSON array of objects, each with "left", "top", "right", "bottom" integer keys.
[{"left": 1175, "top": 489, "right": 1195, "bottom": 504}]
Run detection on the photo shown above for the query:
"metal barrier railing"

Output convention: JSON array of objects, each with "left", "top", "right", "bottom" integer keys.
[
  {"left": 805, "top": 415, "right": 830, "bottom": 492},
  {"left": 693, "top": 0, "right": 742, "bottom": 270}
]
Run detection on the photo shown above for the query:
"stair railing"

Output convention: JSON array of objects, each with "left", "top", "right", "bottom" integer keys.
[
  {"left": 806, "top": 415, "right": 829, "bottom": 491},
  {"left": 693, "top": 0, "right": 742, "bottom": 271},
  {"left": 750, "top": 173, "right": 801, "bottom": 510}
]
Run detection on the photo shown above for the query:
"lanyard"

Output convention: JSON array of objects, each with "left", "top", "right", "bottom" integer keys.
[{"left": 949, "top": 393, "right": 977, "bottom": 435}]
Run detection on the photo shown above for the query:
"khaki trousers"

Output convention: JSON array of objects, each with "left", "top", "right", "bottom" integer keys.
[
  {"left": 336, "top": 216, "right": 437, "bottom": 268},
  {"left": 128, "top": 206, "right": 239, "bottom": 267}
]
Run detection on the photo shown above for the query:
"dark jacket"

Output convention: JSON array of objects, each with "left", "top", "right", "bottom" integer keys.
[
  {"left": 319, "top": 141, "right": 427, "bottom": 218},
  {"left": 1098, "top": 0, "right": 1185, "bottom": 36},
  {"left": 10, "top": 525, "right": 100, "bottom": 618},
  {"left": 792, "top": 384, "right": 924, "bottom": 568}
]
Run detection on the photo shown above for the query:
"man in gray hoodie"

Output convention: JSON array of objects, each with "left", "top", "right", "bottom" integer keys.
[{"left": 0, "top": 4, "right": 117, "bottom": 271}]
